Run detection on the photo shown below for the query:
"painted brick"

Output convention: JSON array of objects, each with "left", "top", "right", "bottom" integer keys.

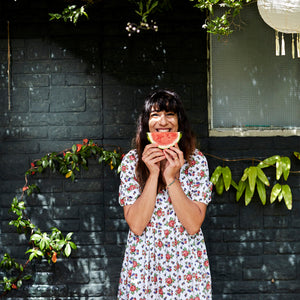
[
  {"left": 49, "top": 87, "right": 86, "bottom": 112},
  {"left": 0, "top": 0, "right": 299, "bottom": 299}
]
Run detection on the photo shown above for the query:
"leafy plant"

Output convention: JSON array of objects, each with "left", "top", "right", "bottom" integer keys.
[
  {"left": 210, "top": 166, "right": 237, "bottom": 195},
  {"left": 190, "top": 0, "right": 256, "bottom": 36},
  {"left": 209, "top": 152, "right": 299, "bottom": 210},
  {"left": 236, "top": 166, "right": 270, "bottom": 206},
  {"left": 0, "top": 139, "right": 123, "bottom": 297}
]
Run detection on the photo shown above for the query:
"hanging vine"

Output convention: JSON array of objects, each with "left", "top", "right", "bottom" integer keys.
[{"left": 207, "top": 151, "right": 300, "bottom": 210}]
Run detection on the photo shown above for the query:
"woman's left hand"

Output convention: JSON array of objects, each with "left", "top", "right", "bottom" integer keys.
[{"left": 162, "top": 144, "right": 185, "bottom": 182}]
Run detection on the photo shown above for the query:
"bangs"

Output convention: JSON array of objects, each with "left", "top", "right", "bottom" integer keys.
[{"left": 145, "top": 91, "right": 179, "bottom": 114}]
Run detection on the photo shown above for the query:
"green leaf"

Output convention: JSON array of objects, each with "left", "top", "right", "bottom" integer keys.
[
  {"left": 256, "top": 167, "right": 270, "bottom": 186},
  {"left": 294, "top": 151, "right": 300, "bottom": 160},
  {"left": 222, "top": 166, "right": 232, "bottom": 191},
  {"left": 248, "top": 166, "right": 257, "bottom": 193},
  {"left": 241, "top": 167, "right": 249, "bottom": 181},
  {"left": 72, "top": 144, "right": 77, "bottom": 153},
  {"left": 236, "top": 179, "right": 247, "bottom": 202},
  {"left": 210, "top": 166, "right": 222, "bottom": 185},
  {"left": 64, "top": 243, "right": 71, "bottom": 257},
  {"left": 245, "top": 183, "right": 254, "bottom": 206},
  {"left": 215, "top": 176, "right": 224, "bottom": 195},
  {"left": 256, "top": 178, "right": 266, "bottom": 205},
  {"left": 66, "top": 232, "right": 73, "bottom": 240},
  {"left": 42, "top": 159, "right": 48, "bottom": 168},
  {"left": 276, "top": 159, "right": 283, "bottom": 180},
  {"left": 270, "top": 183, "right": 282, "bottom": 203},
  {"left": 281, "top": 156, "right": 291, "bottom": 181},
  {"left": 282, "top": 184, "right": 292, "bottom": 210},
  {"left": 258, "top": 155, "right": 280, "bottom": 168}
]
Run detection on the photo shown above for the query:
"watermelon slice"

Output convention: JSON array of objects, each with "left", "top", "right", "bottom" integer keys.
[{"left": 147, "top": 132, "right": 182, "bottom": 149}]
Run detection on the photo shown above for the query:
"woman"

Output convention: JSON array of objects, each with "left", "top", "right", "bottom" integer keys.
[{"left": 118, "top": 89, "right": 212, "bottom": 299}]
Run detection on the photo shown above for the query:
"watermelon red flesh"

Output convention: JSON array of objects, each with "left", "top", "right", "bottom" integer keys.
[{"left": 147, "top": 132, "right": 182, "bottom": 149}]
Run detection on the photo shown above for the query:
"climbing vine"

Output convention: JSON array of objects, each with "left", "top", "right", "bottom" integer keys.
[{"left": 0, "top": 139, "right": 123, "bottom": 297}]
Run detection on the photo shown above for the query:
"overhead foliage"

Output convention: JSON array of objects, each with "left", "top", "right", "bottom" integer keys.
[{"left": 48, "top": 0, "right": 257, "bottom": 36}]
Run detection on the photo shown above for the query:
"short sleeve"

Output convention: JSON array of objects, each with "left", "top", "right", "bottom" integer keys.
[
  {"left": 188, "top": 150, "right": 213, "bottom": 205},
  {"left": 118, "top": 150, "right": 141, "bottom": 207}
]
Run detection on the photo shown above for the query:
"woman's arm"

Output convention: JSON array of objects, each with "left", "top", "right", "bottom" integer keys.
[
  {"left": 166, "top": 178, "right": 207, "bottom": 235},
  {"left": 163, "top": 146, "right": 209, "bottom": 235},
  {"left": 123, "top": 144, "right": 165, "bottom": 236}
]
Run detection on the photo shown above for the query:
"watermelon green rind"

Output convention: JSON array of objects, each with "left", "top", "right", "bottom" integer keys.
[{"left": 147, "top": 132, "right": 182, "bottom": 149}]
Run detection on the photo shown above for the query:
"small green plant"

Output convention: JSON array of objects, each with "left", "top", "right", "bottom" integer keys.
[{"left": 49, "top": 5, "right": 88, "bottom": 24}]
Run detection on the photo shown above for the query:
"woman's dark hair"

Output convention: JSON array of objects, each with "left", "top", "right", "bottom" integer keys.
[{"left": 135, "top": 89, "right": 196, "bottom": 190}]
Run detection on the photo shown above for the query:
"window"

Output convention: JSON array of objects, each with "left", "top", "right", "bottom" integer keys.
[{"left": 209, "top": 5, "right": 300, "bottom": 136}]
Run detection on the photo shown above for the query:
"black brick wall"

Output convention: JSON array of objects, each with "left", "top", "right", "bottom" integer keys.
[{"left": 0, "top": 0, "right": 299, "bottom": 299}]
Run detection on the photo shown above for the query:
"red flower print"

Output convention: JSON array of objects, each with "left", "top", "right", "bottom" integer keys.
[
  {"left": 190, "top": 160, "right": 196, "bottom": 166},
  {"left": 164, "top": 229, "right": 170, "bottom": 237},
  {"left": 166, "top": 253, "right": 171, "bottom": 261},
  {"left": 186, "top": 274, "right": 192, "bottom": 282},
  {"left": 132, "top": 260, "right": 138, "bottom": 268},
  {"left": 159, "top": 287, "right": 163, "bottom": 295},
  {"left": 179, "top": 226, "right": 184, "bottom": 233},
  {"left": 158, "top": 265, "right": 163, "bottom": 271},
  {"left": 168, "top": 220, "right": 175, "bottom": 227},
  {"left": 182, "top": 250, "right": 189, "bottom": 257},
  {"left": 128, "top": 269, "right": 132, "bottom": 276},
  {"left": 122, "top": 165, "right": 127, "bottom": 172},
  {"left": 206, "top": 282, "right": 211, "bottom": 290},
  {"left": 200, "top": 170, "right": 205, "bottom": 177},
  {"left": 157, "top": 240, "right": 163, "bottom": 248},
  {"left": 130, "top": 285, "right": 136, "bottom": 292},
  {"left": 129, "top": 155, "right": 135, "bottom": 161},
  {"left": 176, "top": 287, "right": 182, "bottom": 294},
  {"left": 120, "top": 198, "right": 125, "bottom": 205},
  {"left": 153, "top": 275, "right": 157, "bottom": 282},
  {"left": 204, "top": 260, "right": 209, "bottom": 267},
  {"left": 157, "top": 209, "right": 163, "bottom": 217},
  {"left": 195, "top": 297, "right": 200, "bottom": 300},
  {"left": 166, "top": 277, "right": 173, "bottom": 285},
  {"left": 130, "top": 246, "right": 136, "bottom": 253},
  {"left": 197, "top": 250, "right": 202, "bottom": 258}
]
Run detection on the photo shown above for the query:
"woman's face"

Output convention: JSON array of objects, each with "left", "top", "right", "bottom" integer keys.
[{"left": 148, "top": 106, "right": 179, "bottom": 133}]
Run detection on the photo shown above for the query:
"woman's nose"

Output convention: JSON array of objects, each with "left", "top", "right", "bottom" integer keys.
[{"left": 159, "top": 114, "right": 167, "bottom": 125}]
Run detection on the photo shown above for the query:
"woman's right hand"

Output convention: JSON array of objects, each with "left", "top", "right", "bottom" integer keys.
[{"left": 142, "top": 143, "right": 165, "bottom": 176}]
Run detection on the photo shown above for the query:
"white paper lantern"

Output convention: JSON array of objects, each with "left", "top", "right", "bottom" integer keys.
[{"left": 257, "top": 0, "right": 300, "bottom": 58}]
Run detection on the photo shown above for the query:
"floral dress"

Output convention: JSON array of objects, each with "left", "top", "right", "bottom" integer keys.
[{"left": 118, "top": 149, "right": 213, "bottom": 300}]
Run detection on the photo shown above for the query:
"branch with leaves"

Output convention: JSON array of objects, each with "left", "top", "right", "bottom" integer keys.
[
  {"left": 0, "top": 139, "right": 123, "bottom": 297},
  {"left": 209, "top": 152, "right": 300, "bottom": 210},
  {"left": 48, "top": 0, "right": 256, "bottom": 36}
]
